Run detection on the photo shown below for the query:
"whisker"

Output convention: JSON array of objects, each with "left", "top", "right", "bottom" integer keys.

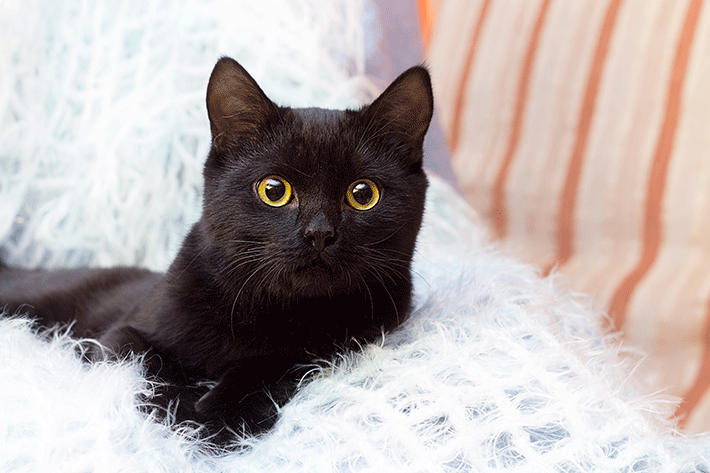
[
  {"left": 370, "top": 261, "right": 400, "bottom": 286},
  {"left": 169, "top": 244, "right": 210, "bottom": 284},
  {"left": 258, "top": 261, "right": 285, "bottom": 299},
  {"left": 230, "top": 258, "right": 271, "bottom": 339},
  {"left": 366, "top": 246, "right": 415, "bottom": 258},
  {"left": 364, "top": 266, "right": 399, "bottom": 325},
  {"left": 221, "top": 243, "right": 275, "bottom": 277},
  {"left": 359, "top": 245, "right": 430, "bottom": 288},
  {"left": 223, "top": 253, "right": 268, "bottom": 277},
  {"left": 362, "top": 223, "right": 408, "bottom": 247},
  {"left": 282, "top": 162, "right": 314, "bottom": 179},
  {"left": 356, "top": 272, "right": 375, "bottom": 319},
  {"left": 226, "top": 239, "right": 271, "bottom": 246},
  {"left": 357, "top": 247, "right": 412, "bottom": 283}
]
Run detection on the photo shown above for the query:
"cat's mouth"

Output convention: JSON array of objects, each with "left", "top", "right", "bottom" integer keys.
[
  {"left": 288, "top": 256, "right": 351, "bottom": 291},
  {"left": 298, "top": 255, "right": 333, "bottom": 273}
]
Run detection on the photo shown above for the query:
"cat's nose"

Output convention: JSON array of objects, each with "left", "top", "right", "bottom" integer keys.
[
  {"left": 304, "top": 212, "right": 336, "bottom": 253},
  {"left": 305, "top": 229, "right": 336, "bottom": 252}
]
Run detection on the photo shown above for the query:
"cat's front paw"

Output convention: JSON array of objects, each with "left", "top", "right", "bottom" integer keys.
[
  {"left": 82, "top": 324, "right": 148, "bottom": 362},
  {"left": 195, "top": 382, "right": 279, "bottom": 435},
  {"left": 79, "top": 339, "right": 111, "bottom": 362},
  {"left": 194, "top": 384, "right": 221, "bottom": 415}
]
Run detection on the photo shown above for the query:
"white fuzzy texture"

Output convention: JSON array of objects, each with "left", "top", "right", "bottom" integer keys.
[
  {"left": 0, "top": 0, "right": 375, "bottom": 270},
  {"left": 2, "top": 1, "right": 710, "bottom": 472}
]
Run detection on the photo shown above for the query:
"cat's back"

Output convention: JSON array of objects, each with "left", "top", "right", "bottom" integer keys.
[{"left": 0, "top": 264, "right": 160, "bottom": 336}]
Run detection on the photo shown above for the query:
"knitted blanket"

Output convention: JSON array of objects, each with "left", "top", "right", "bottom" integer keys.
[{"left": 1, "top": 1, "right": 709, "bottom": 471}]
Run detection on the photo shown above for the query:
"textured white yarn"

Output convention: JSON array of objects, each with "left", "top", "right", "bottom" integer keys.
[
  {"left": 0, "top": 0, "right": 374, "bottom": 271},
  {"left": 2, "top": 1, "right": 710, "bottom": 472}
]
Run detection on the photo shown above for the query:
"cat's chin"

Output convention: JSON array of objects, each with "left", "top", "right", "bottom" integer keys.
[{"left": 266, "top": 259, "right": 355, "bottom": 298}]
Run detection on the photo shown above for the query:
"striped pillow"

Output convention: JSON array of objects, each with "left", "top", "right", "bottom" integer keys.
[{"left": 421, "top": 0, "right": 710, "bottom": 432}]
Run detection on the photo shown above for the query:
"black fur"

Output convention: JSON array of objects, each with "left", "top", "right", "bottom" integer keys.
[{"left": 0, "top": 57, "right": 433, "bottom": 442}]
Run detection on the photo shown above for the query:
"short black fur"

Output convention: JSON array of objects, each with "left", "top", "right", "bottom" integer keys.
[{"left": 0, "top": 57, "right": 433, "bottom": 443}]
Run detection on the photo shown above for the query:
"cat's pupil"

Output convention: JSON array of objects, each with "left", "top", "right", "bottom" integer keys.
[
  {"left": 265, "top": 179, "right": 286, "bottom": 202},
  {"left": 352, "top": 183, "right": 373, "bottom": 205}
]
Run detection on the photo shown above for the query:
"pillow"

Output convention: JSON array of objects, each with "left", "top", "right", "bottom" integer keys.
[{"left": 423, "top": 0, "right": 710, "bottom": 432}]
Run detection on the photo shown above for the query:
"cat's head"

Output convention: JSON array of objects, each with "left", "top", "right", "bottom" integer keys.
[{"left": 200, "top": 57, "right": 433, "bottom": 303}]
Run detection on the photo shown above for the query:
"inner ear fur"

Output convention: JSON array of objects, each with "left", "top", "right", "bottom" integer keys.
[
  {"left": 365, "top": 66, "right": 434, "bottom": 144},
  {"left": 206, "top": 57, "right": 277, "bottom": 147}
]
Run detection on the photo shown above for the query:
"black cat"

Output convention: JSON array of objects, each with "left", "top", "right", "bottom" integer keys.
[{"left": 0, "top": 57, "right": 433, "bottom": 441}]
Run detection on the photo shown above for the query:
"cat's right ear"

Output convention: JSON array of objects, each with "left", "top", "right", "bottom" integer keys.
[
  {"left": 206, "top": 57, "right": 277, "bottom": 148},
  {"left": 364, "top": 65, "right": 434, "bottom": 146}
]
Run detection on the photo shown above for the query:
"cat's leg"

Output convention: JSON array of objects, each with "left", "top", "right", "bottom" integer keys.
[
  {"left": 85, "top": 324, "right": 149, "bottom": 362},
  {"left": 195, "top": 357, "right": 303, "bottom": 434}
]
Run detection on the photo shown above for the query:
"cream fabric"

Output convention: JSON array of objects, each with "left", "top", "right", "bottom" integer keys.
[{"left": 424, "top": 0, "right": 710, "bottom": 432}]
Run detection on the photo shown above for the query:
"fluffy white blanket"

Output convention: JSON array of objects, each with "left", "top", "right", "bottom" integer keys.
[{"left": 1, "top": 1, "right": 710, "bottom": 471}]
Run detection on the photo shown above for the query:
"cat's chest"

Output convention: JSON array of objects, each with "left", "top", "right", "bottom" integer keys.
[{"left": 183, "top": 292, "right": 374, "bottom": 373}]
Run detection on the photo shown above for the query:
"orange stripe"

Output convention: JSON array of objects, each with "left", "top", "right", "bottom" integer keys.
[
  {"left": 676, "top": 299, "right": 710, "bottom": 427},
  {"left": 450, "top": 0, "right": 492, "bottom": 151},
  {"left": 417, "top": 0, "right": 434, "bottom": 51},
  {"left": 608, "top": 0, "right": 704, "bottom": 330},
  {"left": 491, "top": 0, "right": 553, "bottom": 239},
  {"left": 555, "top": 0, "right": 623, "bottom": 268}
]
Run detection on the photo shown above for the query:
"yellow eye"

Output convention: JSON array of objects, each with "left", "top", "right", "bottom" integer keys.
[
  {"left": 346, "top": 179, "right": 380, "bottom": 211},
  {"left": 257, "top": 176, "right": 293, "bottom": 207}
]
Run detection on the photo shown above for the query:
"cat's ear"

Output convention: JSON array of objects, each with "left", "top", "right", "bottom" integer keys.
[
  {"left": 206, "top": 57, "right": 277, "bottom": 147},
  {"left": 364, "top": 65, "right": 434, "bottom": 145}
]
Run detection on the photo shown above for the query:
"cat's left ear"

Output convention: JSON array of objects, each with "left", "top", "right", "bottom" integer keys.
[
  {"left": 206, "top": 57, "right": 277, "bottom": 148},
  {"left": 364, "top": 65, "right": 434, "bottom": 145}
]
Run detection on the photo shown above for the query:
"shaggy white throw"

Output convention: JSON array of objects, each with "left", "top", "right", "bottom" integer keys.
[{"left": 1, "top": 1, "right": 710, "bottom": 471}]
